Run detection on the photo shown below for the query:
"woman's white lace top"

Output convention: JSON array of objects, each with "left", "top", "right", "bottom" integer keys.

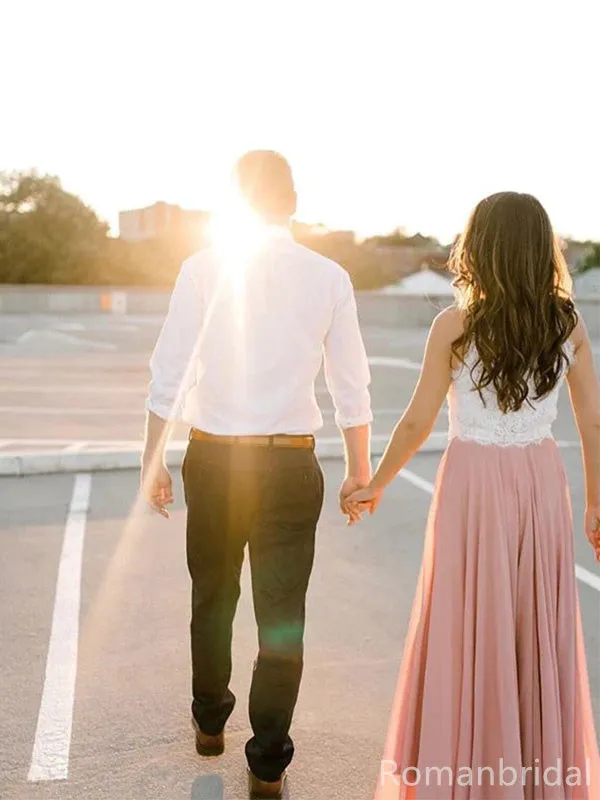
[{"left": 447, "top": 342, "right": 574, "bottom": 447}]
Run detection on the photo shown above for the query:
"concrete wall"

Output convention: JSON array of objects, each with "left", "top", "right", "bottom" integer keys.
[
  {"left": 356, "top": 292, "right": 600, "bottom": 340},
  {"left": 0, "top": 286, "right": 170, "bottom": 315},
  {"left": 1, "top": 285, "right": 599, "bottom": 339},
  {"left": 356, "top": 292, "right": 452, "bottom": 329}
]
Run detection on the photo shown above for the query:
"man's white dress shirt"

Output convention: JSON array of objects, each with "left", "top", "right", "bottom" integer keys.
[{"left": 147, "top": 226, "right": 372, "bottom": 435}]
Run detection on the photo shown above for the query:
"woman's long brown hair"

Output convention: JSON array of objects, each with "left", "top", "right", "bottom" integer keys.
[{"left": 449, "top": 192, "right": 578, "bottom": 413}]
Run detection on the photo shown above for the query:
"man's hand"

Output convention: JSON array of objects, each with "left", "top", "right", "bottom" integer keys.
[
  {"left": 346, "top": 485, "right": 383, "bottom": 523},
  {"left": 339, "top": 476, "right": 370, "bottom": 525},
  {"left": 141, "top": 456, "right": 174, "bottom": 518}
]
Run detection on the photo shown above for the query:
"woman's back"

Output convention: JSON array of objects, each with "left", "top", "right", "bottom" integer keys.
[{"left": 448, "top": 340, "right": 574, "bottom": 448}]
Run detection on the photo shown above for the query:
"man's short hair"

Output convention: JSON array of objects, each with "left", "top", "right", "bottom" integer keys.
[{"left": 233, "top": 150, "right": 296, "bottom": 220}]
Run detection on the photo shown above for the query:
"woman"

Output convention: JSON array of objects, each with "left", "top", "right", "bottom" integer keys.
[{"left": 348, "top": 193, "right": 600, "bottom": 799}]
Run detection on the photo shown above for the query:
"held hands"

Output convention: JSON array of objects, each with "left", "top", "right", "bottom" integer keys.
[
  {"left": 339, "top": 474, "right": 384, "bottom": 526},
  {"left": 585, "top": 506, "right": 600, "bottom": 562},
  {"left": 344, "top": 485, "right": 384, "bottom": 525},
  {"left": 141, "top": 455, "right": 174, "bottom": 518},
  {"left": 339, "top": 476, "right": 371, "bottom": 525}
]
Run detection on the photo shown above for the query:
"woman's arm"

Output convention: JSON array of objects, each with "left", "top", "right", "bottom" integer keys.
[
  {"left": 344, "top": 306, "right": 461, "bottom": 517},
  {"left": 567, "top": 318, "right": 600, "bottom": 559},
  {"left": 371, "top": 307, "right": 460, "bottom": 489}
]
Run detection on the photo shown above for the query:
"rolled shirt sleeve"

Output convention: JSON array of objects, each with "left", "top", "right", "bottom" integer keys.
[
  {"left": 146, "top": 258, "right": 202, "bottom": 421},
  {"left": 323, "top": 270, "right": 373, "bottom": 429}
]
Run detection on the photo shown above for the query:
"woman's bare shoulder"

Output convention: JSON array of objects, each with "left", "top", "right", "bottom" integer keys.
[{"left": 430, "top": 304, "right": 465, "bottom": 343}]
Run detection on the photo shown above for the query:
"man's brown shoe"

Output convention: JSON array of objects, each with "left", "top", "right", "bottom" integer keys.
[
  {"left": 248, "top": 768, "right": 286, "bottom": 799},
  {"left": 191, "top": 717, "right": 225, "bottom": 756}
]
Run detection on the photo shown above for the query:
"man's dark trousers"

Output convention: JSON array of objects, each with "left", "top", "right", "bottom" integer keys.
[{"left": 182, "top": 436, "right": 324, "bottom": 782}]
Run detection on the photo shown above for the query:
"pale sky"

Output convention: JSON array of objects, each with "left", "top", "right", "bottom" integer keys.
[{"left": 3, "top": 0, "right": 599, "bottom": 244}]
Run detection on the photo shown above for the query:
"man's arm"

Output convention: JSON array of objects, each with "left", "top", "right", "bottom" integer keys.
[
  {"left": 142, "top": 257, "right": 203, "bottom": 515},
  {"left": 341, "top": 424, "right": 371, "bottom": 483},
  {"left": 323, "top": 270, "right": 373, "bottom": 513}
]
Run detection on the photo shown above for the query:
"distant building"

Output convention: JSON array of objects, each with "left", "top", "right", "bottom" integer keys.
[
  {"left": 119, "top": 202, "right": 210, "bottom": 242},
  {"left": 382, "top": 266, "right": 454, "bottom": 296}
]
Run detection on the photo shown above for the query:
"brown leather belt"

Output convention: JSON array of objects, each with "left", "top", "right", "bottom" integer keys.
[{"left": 190, "top": 428, "right": 315, "bottom": 449}]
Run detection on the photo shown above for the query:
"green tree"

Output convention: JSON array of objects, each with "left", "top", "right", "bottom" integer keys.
[
  {"left": 0, "top": 171, "right": 109, "bottom": 284},
  {"left": 578, "top": 244, "right": 600, "bottom": 272}
]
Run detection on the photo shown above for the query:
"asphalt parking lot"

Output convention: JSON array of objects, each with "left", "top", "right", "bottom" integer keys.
[
  {"left": 0, "top": 314, "right": 435, "bottom": 449},
  {"left": 0, "top": 312, "right": 598, "bottom": 800}
]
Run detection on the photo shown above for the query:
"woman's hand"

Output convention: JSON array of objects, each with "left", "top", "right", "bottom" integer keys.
[
  {"left": 343, "top": 485, "right": 384, "bottom": 524},
  {"left": 584, "top": 506, "right": 600, "bottom": 562}
]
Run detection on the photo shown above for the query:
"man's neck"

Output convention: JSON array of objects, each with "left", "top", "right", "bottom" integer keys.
[{"left": 260, "top": 213, "right": 291, "bottom": 228}]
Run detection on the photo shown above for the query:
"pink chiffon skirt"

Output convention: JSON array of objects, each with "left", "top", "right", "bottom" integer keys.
[{"left": 376, "top": 438, "right": 600, "bottom": 800}]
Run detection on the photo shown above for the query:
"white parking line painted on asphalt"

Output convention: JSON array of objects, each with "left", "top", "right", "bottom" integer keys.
[
  {"left": 368, "top": 356, "right": 422, "bottom": 371},
  {"left": 54, "top": 322, "right": 139, "bottom": 333},
  {"left": 15, "top": 330, "right": 37, "bottom": 344},
  {"left": 16, "top": 330, "right": 118, "bottom": 351},
  {"left": 0, "top": 406, "right": 144, "bottom": 415},
  {"left": 0, "top": 385, "right": 148, "bottom": 394},
  {"left": 28, "top": 473, "right": 92, "bottom": 782},
  {"left": 62, "top": 442, "right": 88, "bottom": 454},
  {"left": 398, "top": 468, "right": 436, "bottom": 494},
  {"left": 576, "top": 565, "right": 600, "bottom": 592},
  {"left": 397, "top": 468, "right": 600, "bottom": 593}
]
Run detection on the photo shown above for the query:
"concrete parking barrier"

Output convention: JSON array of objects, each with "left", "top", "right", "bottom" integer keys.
[{"left": 0, "top": 432, "right": 451, "bottom": 477}]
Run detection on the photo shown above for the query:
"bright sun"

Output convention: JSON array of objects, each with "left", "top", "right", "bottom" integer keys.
[{"left": 209, "top": 190, "right": 269, "bottom": 282}]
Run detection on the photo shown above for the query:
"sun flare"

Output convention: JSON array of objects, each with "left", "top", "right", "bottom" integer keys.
[{"left": 209, "top": 191, "right": 269, "bottom": 282}]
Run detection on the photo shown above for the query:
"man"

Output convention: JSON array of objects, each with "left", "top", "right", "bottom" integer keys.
[{"left": 141, "top": 151, "right": 372, "bottom": 798}]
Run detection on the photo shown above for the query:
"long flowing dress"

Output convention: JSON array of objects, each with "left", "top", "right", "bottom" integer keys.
[{"left": 376, "top": 343, "right": 600, "bottom": 800}]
